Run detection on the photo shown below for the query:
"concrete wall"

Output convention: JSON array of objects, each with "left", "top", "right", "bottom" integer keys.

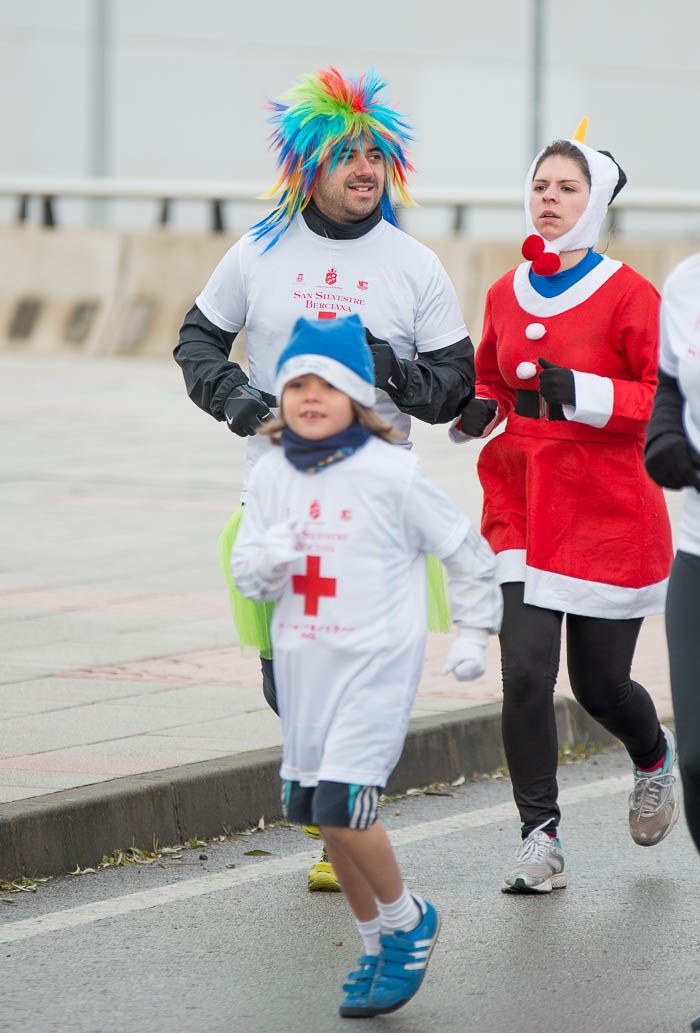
[
  {"left": 98, "top": 232, "right": 235, "bottom": 357},
  {"left": 2, "top": 229, "right": 700, "bottom": 357},
  {"left": 3, "top": 2, "right": 700, "bottom": 238},
  {"left": 0, "top": 228, "right": 124, "bottom": 355}
]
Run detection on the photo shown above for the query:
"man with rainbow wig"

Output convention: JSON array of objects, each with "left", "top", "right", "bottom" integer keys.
[{"left": 175, "top": 66, "right": 475, "bottom": 892}]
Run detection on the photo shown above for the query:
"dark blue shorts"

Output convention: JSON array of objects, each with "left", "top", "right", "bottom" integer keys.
[{"left": 282, "top": 780, "right": 382, "bottom": 829}]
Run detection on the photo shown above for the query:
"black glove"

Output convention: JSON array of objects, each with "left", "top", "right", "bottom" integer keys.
[
  {"left": 538, "top": 357, "right": 576, "bottom": 407},
  {"left": 645, "top": 433, "right": 700, "bottom": 491},
  {"left": 223, "top": 384, "right": 277, "bottom": 437},
  {"left": 458, "top": 397, "right": 497, "bottom": 437},
  {"left": 365, "top": 329, "right": 408, "bottom": 394}
]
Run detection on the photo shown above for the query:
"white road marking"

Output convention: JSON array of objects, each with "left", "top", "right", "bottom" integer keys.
[{"left": 0, "top": 775, "right": 630, "bottom": 945}]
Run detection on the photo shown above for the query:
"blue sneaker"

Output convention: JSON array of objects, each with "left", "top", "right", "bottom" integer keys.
[
  {"left": 338, "top": 954, "right": 379, "bottom": 1018},
  {"left": 368, "top": 896, "right": 440, "bottom": 1015}
]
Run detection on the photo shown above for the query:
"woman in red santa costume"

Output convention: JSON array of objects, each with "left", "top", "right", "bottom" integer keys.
[{"left": 451, "top": 119, "right": 679, "bottom": 893}]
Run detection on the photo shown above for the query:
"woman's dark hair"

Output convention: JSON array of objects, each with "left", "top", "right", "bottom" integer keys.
[{"left": 533, "top": 140, "right": 591, "bottom": 186}]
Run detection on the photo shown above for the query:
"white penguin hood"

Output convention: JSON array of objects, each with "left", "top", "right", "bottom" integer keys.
[{"left": 524, "top": 139, "right": 620, "bottom": 256}]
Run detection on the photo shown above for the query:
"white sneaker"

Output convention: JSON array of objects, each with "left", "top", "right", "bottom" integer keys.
[
  {"left": 502, "top": 821, "right": 567, "bottom": 894},
  {"left": 629, "top": 724, "right": 680, "bottom": 847}
]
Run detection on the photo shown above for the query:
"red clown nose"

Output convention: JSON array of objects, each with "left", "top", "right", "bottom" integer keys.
[{"left": 521, "top": 234, "right": 561, "bottom": 276}]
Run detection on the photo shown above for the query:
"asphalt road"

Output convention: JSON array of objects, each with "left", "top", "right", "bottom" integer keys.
[{"left": 2, "top": 747, "right": 698, "bottom": 1033}]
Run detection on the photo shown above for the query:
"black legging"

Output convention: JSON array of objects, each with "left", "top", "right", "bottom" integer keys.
[
  {"left": 500, "top": 582, "right": 665, "bottom": 837},
  {"left": 261, "top": 655, "right": 279, "bottom": 715},
  {"left": 240, "top": 496, "right": 279, "bottom": 717},
  {"left": 665, "top": 550, "right": 700, "bottom": 854}
]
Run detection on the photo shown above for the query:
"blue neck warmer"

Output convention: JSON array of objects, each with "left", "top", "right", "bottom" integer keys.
[
  {"left": 529, "top": 248, "right": 603, "bottom": 298},
  {"left": 281, "top": 422, "right": 371, "bottom": 474}
]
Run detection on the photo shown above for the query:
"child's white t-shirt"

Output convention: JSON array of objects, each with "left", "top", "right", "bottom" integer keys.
[
  {"left": 233, "top": 437, "right": 470, "bottom": 787},
  {"left": 195, "top": 216, "right": 467, "bottom": 495}
]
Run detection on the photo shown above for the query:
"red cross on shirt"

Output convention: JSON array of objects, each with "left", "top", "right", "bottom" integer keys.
[{"left": 292, "top": 555, "right": 337, "bottom": 616}]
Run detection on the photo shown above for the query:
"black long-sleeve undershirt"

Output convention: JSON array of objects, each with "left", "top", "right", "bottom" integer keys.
[
  {"left": 645, "top": 370, "right": 686, "bottom": 446},
  {"left": 174, "top": 304, "right": 474, "bottom": 425},
  {"left": 174, "top": 305, "right": 246, "bottom": 421},
  {"left": 386, "top": 336, "right": 474, "bottom": 423},
  {"left": 175, "top": 199, "right": 474, "bottom": 425}
]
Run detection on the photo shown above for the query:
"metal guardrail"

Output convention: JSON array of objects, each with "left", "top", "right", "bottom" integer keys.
[
  {"left": 4, "top": 177, "right": 700, "bottom": 234},
  {"left": 1, "top": 178, "right": 265, "bottom": 233}
]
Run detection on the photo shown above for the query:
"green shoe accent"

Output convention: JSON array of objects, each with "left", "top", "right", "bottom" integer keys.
[{"left": 308, "top": 847, "right": 341, "bottom": 892}]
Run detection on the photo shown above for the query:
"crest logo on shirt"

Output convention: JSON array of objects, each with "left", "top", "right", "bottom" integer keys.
[
  {"left": 309, "top": 500, "right": 321, "bottom": 520},
  {"left": 325, "top": 267, "right": 338, "bottom": 286},
  {"left": 340, "top": 509, "right": 352, "bottom": 521},
  {"left": 357, "top": 280, "right": 368, "bottom": 290},
  {"left": 296, "top": 272, "right": 304, "bottom": 283}
]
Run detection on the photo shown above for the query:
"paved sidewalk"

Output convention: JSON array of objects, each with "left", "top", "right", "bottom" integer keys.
[{"left": 0, "top": 354, "right": 680, "bottom": 873}]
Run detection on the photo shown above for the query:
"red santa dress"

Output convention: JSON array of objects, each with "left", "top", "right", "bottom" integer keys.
[{"left": 468, "top": 256, "right": 672, "bottom": 619}]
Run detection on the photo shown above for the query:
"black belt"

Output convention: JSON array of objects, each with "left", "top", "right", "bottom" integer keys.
[{"left": 514, "top": 390, "right": 565, "bottom": 422}]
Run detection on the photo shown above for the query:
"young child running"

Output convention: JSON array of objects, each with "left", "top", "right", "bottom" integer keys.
[{"left": 232, "top": 314, "right": 502, "bottom": 1018}]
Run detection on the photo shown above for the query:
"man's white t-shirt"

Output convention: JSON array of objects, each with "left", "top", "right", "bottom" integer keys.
[
  {"left": 659, "top": 253, "right": 700, "bottom": 557},
  {"left": 196, "top": 215, "right": 467, "bottom": 494},
  {"left": 232, "top": 438, "right": 471, "bottom": 787}
]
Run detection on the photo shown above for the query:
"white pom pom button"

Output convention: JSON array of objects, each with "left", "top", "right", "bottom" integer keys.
[
  {"left": 525, "top": 322, "right": 546, "bottom": 340},
  {"left": 516, "top": 361, "right": 538, "bottom": 380}
]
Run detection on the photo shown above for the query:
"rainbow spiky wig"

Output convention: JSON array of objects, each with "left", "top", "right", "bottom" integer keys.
[{"left": 250, "top": 67, "right": 414, "bottom": 249}]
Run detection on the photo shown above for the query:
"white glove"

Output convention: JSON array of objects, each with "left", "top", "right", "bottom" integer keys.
[
  {"left": 258, "top": 517, "right": 301, "bottom": 581},
  {"left": 441, "top": 629, "right": 488, "bottom": 682}
]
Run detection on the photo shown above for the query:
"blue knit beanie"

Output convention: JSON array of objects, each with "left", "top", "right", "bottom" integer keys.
[{"left": 274, "top": 315, "right": 376, "bottom": 407}]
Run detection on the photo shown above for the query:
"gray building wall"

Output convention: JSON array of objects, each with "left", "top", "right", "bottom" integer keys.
[{"left": 1, "top": 1, "right": 699, "bottom": 236}]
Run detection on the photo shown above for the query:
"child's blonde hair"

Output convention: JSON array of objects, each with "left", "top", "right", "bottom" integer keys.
[{"left": 258, "top": 400, "right": 402, "bottom": 445}]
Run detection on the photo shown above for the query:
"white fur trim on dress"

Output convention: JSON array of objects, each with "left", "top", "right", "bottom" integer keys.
[
  {"left": 524, "top": 566, "right": 668, "bottom": 619},
  {"left": 448, "top": 400, "right": 499, "bottom": 443},
  {"left": 562, "top": 371, "right": 614, "bottom": 428},
  {"left": 448, "top": 418, "right": 470, "bottom": 444},
  {"left": 512, "top": 258, "right": 622, "bottom": 316},
  {"left": 495, "top": 549, "right": 527, "bottom": 584}
]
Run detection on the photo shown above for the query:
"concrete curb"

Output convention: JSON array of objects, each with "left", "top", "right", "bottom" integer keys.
[{"left": 0, "top": 698, "right": 616, "bottom": 881}]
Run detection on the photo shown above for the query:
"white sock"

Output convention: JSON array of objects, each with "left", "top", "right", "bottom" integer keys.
[
  {"left": 356, "top": 916, "right": 381, "bottom": 956},
  {"left": 377, "top": 889, "right": 421, "bottom": 933}
]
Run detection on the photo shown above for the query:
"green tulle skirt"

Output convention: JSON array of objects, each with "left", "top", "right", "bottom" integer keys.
[{"left": 218, "top": 507, "right": 451, "bottom": 659}]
